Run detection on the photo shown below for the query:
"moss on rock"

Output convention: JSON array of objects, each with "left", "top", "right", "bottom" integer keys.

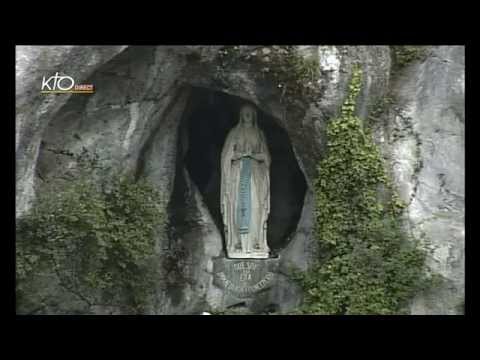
[{"left": 215, "top": 45, "right": 321, "bottom": 106}]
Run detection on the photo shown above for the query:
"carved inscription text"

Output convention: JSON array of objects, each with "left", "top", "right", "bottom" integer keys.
[{"left": 216, "top": 260, "right": 275, "bottom": 297}]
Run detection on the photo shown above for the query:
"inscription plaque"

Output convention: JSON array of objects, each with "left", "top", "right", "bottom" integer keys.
[{"left": 213, "top": 258, "right": 279, "bottom": 298}]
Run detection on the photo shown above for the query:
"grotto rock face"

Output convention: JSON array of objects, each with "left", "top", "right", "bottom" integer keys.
[
  {"left": 15, "top": 45, "right": 464, "bottom": 314},
  {"left": 16, "top": 45, "right": 128, "bottom": 218},
  {"left": 376, "top": 46, "right": 465, "bottom": 314}
]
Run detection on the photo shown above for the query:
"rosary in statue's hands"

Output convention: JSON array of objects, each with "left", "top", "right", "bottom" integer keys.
[
  {"left": 232, "top": 149, "right": 265, "bottom": 162},
  {"left": 248, "top": 151, "right": 266, "bottom": 162}
]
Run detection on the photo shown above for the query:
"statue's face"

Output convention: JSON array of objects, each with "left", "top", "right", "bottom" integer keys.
[{"left": 241, "top": 107, "right": 255, "bottom": 127}]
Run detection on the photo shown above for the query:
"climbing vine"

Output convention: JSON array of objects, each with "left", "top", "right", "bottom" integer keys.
[
  {"left": 296, "top": 65, "right": 430, "bottom": 315},
  {"left": 16, "top": 151, "right": 168, "bottom": 313}
]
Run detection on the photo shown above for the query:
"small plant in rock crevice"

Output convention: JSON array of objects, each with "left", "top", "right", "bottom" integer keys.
[
  {"left": 215, "top": 45, "right": 322, "bottom": 106},
  {"left": 391, "top": 46, "right": 428, "bottom": 72}
]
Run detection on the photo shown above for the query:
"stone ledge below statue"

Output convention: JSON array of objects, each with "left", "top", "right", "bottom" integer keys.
[
  {"left": 227, "top": 251, "right": 269, "bottom": 259},
  {"left": 212, "top": 257, "right": 280, "bottom": 299}
]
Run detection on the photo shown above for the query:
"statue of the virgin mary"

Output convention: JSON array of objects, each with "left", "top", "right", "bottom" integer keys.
[{"left": 220, "top": 104, "right": 271, "bottom": 259}]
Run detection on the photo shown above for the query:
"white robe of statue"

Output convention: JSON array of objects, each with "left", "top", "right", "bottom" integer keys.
[{"left": 220, "top": 104, "right": 271, "bottom": 259}]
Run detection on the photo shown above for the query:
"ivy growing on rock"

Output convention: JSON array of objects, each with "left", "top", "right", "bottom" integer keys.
[
  {"left": 16, "top": 151, "right": 167, "bottom": 313},
  {"left": 296, "top": 65, "right": 430, "bottom": 315}
]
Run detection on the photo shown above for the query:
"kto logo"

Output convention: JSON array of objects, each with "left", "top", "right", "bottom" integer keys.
[{"left": 41, "top": 72, "right": 94, "bottom": 94}]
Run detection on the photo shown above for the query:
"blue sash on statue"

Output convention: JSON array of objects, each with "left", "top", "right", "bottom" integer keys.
[{"left": 237, "top": 157, "right": 252, "bottom": 234}]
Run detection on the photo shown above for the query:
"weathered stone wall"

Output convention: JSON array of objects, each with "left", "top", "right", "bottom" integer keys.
[
  {"left": 15, "top": 45, "right": 464, "bottom": 314},
  {"left": 376, "top": 46, "right": 465, "bottom": 314},
  {"left": 16, "top": 46, "right": 128, "bottom": 218}
]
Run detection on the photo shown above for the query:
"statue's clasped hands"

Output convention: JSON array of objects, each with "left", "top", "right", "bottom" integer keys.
[{"left": 231, "top": 149, "right": 265, "bottom": 162}]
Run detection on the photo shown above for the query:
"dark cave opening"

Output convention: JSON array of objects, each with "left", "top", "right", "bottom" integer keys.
[{"left": 172, "top": 87, "right": 307, "bottom": 252}]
